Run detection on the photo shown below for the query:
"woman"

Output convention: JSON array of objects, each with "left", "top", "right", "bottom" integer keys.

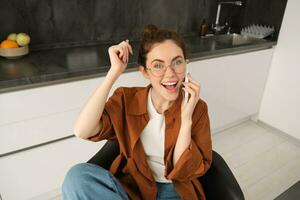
[{"left": 62, "top": 25, "right": 212, "bottom": 200}]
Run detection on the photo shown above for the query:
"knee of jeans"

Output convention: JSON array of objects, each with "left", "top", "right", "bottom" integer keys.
[
  {"left": 62, "top": 163, "right": 110, "bottom": 192},
  {"left": 62, "top": 163, "right": 92, "bottom": 191}
]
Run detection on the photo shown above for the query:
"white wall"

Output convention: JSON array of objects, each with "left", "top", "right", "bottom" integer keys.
[{"left": 259, "top": 0, "right": 300, "bottom": 140}]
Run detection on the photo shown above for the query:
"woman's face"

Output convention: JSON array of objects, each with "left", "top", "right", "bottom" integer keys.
[{"left": 141, "top": 39, "right": 186, "bottom": 102}]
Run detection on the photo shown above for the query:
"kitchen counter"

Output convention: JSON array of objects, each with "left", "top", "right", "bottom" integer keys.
[{"left": 0, "top": 35, "right": 276, "bottom": 93}]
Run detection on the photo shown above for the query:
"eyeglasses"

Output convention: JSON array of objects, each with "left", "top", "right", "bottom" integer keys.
[{"left": 146, "top": 58, "right": 189, "bottom": 77}]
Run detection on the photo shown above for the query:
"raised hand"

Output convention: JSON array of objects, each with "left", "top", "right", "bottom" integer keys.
[{"left": 108, "top": 39, "right": 133, "bottom": 76}]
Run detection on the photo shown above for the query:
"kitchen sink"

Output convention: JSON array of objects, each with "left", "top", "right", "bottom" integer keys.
[
  {"left": 203, "top": 33, "right": 265, "bottom": 46},
  {"left": 183, "top": 33, "right": 270, "bottom": 54}
]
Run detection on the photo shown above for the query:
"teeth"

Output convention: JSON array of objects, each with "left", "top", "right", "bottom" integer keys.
[{"left": 162, "top": 82, "right": 177, "bottom": 86}]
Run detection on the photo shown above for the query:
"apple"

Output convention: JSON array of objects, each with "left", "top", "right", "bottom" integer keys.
[
  {"left": 16, "top": 33, "right": 31, "bottom": 46},
  {"left": 7, "top": 33, "right": 17, "bottom": 41}
]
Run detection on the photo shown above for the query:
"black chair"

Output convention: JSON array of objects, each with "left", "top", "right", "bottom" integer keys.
[{"left": 88, "top": 140, "right": 245, "bottom": 200}]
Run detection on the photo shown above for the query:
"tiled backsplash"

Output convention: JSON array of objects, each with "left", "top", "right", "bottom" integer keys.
[{"left": 0, "top": 0, "right": 286, "bottom": 49}]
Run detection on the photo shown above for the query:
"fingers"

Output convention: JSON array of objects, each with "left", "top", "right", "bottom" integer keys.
[
  {"left": 127, "top": 40, "right": 133, "bottom": 55},
  {"left": 182, "top": 85, "right": 196, "bottom": 100},
  {"left": 121, "top": 46, "right": 127, "bottom": 63},
  {"left": 182, "top": 75, "right": 200, "bottom": 102},
  {"left": 108, "top": 40, "right": 133, "bottom": 64},
  {"left": 118, "top": 46, "right": 123, "bottom": 58},
  {"left": 186, "top": 73, "right": 200, "bottom": 87},
  {"left": 119, "top": 40, "right": 133, "bottom": 63}
]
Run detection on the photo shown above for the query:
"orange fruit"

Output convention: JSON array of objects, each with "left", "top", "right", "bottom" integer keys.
[{"left": 0, "top": 39, "right": 19, "bottom": 48}]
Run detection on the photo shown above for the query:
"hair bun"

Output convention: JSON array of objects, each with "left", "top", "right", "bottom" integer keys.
[{"left": 142, "top": 24, "right": 158, "bottom": 39}]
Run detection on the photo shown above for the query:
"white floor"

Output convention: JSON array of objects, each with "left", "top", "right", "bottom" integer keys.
[
  {"left": 50, "top": 120, "right": 300, "bottom": 200},
  {"left": 212, "top": 120, "right": 300, "bottom": 200}
]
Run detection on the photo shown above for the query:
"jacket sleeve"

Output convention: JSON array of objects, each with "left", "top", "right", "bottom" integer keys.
[
  {"left": 88, "top": 87, "right": 124, "bottom": 142},
  {"left": 165, "top": 100, "right": 212, "bottom": 181}
]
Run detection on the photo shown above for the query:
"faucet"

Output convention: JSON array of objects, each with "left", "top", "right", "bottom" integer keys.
[{"left": 212, "top": 1, "right": 242, "bottom": 34}]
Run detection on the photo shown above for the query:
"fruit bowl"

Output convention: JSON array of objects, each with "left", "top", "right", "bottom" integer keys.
[{"left": 0, "top": 45, "right": 29, "bottom": 59}]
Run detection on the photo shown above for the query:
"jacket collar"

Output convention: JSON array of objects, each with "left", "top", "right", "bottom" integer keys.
[{"left": 127, "top": 84, "right": 150, "bottom": 115}]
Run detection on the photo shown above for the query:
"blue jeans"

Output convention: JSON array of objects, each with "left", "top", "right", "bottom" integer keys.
[{"left": 62, "top": 163, "right": 181, "bottom": 200}]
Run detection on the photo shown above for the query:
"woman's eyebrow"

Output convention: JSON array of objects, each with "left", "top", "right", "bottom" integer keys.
[
  {"left": 150, "top": 55, "right": 183, "bottom": 64},
  {"left": 171, "top": 55, "right": 183, "bottom": 61}
]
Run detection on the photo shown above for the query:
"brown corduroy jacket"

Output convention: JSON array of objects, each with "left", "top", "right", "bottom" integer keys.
[{"left": 88, "top": 84, "right": 212, "bottom": 200}]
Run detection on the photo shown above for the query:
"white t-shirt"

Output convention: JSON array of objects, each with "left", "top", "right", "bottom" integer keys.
[{"left": 140, "top": 88, "right": 172, "bottom": 183}]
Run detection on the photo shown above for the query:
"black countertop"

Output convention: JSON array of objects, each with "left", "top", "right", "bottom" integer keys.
[{"left": 0, "top": 35, "right": 276, "bottom": 93}]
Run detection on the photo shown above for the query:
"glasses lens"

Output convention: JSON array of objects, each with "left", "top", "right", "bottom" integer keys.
[
  {"left": 151, "top": 62, "right": 165, "bottom": 76},
  {"left": 149, "top": 58, "right": 187, "bottom": 77},
  {"left": 173, "top": 58, "right": 186, "bottom": 74}
]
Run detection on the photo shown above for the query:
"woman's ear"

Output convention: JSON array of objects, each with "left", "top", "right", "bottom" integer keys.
[{"left": 139, "top": 66, "right": 150, "bottom": 80}]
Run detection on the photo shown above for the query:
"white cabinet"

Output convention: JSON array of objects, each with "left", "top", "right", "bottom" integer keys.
[
  {"left": 0, "top": 70, "right": 148, "bottom": 155},
  {"left": 0, "top": 137, "right": 105, "bottom": 200},
  {"left": 0, "top": 77, "right": 101, "bottom": 155},
  {"left": 0, "top": 48, "right": 274, "bottom": 199},
  {"left": 189, "top": 48, "right": 274, "bottom": 132},
  {"left": 0, "top": 49, "right": 274, "bottom": 155},
  {"left": 0, "top": 70, "right": 148, "bottom": 200}
]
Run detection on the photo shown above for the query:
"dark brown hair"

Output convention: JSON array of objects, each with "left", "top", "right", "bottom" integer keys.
[{"left": 138, "top": 24, "right": 187, "bottom": 68}]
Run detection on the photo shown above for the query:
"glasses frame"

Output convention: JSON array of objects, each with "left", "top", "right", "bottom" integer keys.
[{"left": 146, "top": 58, "right": 190, "bottom": 77}]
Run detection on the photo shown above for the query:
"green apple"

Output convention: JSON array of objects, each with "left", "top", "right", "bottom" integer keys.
[
  {"left": 16, "top": 33, "right": 31, "bottom": 46},
  {"left": 7, "top": 33, "right": 17, "bottom": 41}
]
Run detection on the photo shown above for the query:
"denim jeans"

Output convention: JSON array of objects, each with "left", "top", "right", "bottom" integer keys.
[{"left": 62, "top": 163, "right": 181, "bottom": 200}]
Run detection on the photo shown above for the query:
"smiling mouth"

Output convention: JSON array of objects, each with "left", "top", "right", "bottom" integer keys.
[{"left": 161, "top": 81, "right": 178, "bottom": 90}]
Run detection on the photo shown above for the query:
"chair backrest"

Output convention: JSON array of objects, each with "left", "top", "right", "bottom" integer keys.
[
  {"left": 199, "top": 151, "right": 245, "bottom": 200},
  {"left": 87, "top": 140, "right": 245, "bottom": 200},
  {"left": 87, "top": 140, "right": 119, "bottom": 170}
]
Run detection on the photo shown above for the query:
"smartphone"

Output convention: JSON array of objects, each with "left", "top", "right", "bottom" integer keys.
[{"left": 184, "top": 70, "right": 189, "bottom": 104}]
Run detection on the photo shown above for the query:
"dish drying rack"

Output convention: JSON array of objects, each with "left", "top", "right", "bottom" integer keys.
[{"left": 241, "top": 24, "right": 275, "bottom": 39}]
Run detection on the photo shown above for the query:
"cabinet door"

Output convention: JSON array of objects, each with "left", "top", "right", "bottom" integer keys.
[
  {"left": 188, "top": 49, "right": 273, "bottom": 131},
  {"left": 0, "top": 70, "right": 148, "bottom": 155},
  {"left": 0, "top": 137, "right": 105, "bottom": 200},
  {"left": 0, "top": 71, "right": 149, "bottom": 199}
]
